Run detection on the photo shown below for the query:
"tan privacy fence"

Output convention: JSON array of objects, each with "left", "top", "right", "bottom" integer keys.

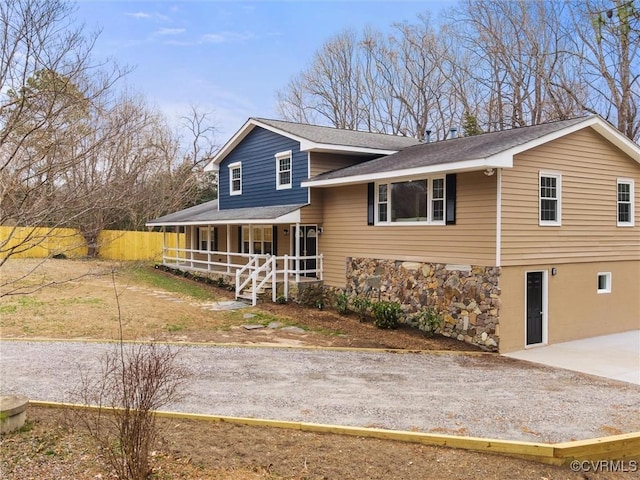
[{"left": 0, "top": 226, "right": 184, "bottom": 261}]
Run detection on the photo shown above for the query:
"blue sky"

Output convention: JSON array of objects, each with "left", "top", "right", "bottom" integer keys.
[{"left": 75, "top": 1, "right": 452, "bottom": 137}]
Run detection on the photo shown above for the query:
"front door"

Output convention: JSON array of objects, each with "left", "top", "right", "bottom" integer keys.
[
  {"left": 526, "top": 271, "right": 544, "bottom": 346},
  {"left": 293, "top": 225, "right": 317, "bottom": 277}
]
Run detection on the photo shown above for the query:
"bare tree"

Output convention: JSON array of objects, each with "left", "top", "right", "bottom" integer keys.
[
  {"left": 0, "top": 0, "right": 125, "bottom": 264},
  {"left": 448, "top": 0, "right": 585, "bottom": 131},
  {"left": 562, "top": 0, "right": 640, "bottom": 141}
]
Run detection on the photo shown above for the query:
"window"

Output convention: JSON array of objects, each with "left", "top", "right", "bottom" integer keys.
[
  {"left": 597, "top": 272, "right": 611, "bottom": 294},
  {"left": 376, "top": 177, "right": 445, "bottom": 224},
  {"left": 539, "top": 172, "right": 561, "bottom": 226},
  {"left": 229, "top": 162, "right": 242, "bottom": 195},
  {"left": 197, "top": 227, "right": 216, "bottom": 251},
  {"left": 431, "top": 178, "right": 445, "bottom": 222},
  {"left": 275, "top": 151, "right": 292, "bottom": 190},
  {"left": 242, "top": 226, "right": 272, "bottom": 255},
  {"left": 617, "top": 179, "right": 634, "bottom": 226},
  {"left": 377, "top": 184, "right": 388, "bottom": 222}
]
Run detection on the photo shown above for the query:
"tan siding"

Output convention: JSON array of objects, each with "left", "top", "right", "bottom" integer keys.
[
  {"left": 309, "top": 152, "right": 369, "bottom": 177},
  {"left": 300, "top": 188, "right": 324, "bottom": 224},
  {"left": 499, "top": 261, "right": 640, "bottom": 353},
  {"left": 321, "top": 171, "right": 497, "bottom": 287},
  {"left": 501, "top": 128, "right": 640, "bottom": 265}
]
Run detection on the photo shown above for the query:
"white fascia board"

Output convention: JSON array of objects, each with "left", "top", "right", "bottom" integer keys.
[
  {"left": 301, "top": 157, "right": 513, "bottom": 188},
  {"left": 144, "top": 210, "right": 301, "bottom": 227},
  {"left": 299, "top": 139, "right": 400, "bottom": 155},
  {"left": 206, "top": 118, "right": 259, "bottom": 170},
  {"left": 496, "top": 116, "right": 640, "bottom": 164}
]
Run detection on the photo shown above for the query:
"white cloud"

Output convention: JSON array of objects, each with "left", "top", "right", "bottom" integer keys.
[
  {"left": 156, "top": 28, "right": 185, "bottom": 36},
  {"left": 125, "top": 11, "right": 171, "bottom": 22},
  {"left": 201, "top": 31, "right": 254, "bottom": 44}
]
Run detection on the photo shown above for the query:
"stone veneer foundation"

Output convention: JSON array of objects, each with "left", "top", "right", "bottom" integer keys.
[{"left": 345, "top": 257, "right": 501, "bottom": 351}]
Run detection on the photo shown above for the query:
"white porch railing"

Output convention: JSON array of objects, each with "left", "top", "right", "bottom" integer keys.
[{"left": 161, "top": 246, "right": 323, "bottom": 306}]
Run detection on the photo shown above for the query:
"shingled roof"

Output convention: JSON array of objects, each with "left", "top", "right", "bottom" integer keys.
[
  {"left": 147, "top": 200, "right": 306, "bottom": 226},
  {"left": 205, "top": 118, "right": 421, "bottom": 171},
  {"left": 306, "top": 117, "right": 593, "bottom": 184},
  {"left": 253, "top": 118, "right": 421, "bottom": 151}
]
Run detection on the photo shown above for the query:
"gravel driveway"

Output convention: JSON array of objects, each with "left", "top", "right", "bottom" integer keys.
[{"left": 1, "top": 340, "right": 639, "bottom": 443}]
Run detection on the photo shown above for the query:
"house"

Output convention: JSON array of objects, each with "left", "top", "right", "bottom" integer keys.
[{"left": 147, "top": 115, "right": 640, "bottom": 353}]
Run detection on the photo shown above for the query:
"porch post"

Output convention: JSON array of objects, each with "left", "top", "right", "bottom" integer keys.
[
  {"left": 160, "top": 226, "right": 166, "bottom": 264},
  {"left": 175, "top": 226, "right": 180, "bottom": 265},
  {"left": 295, "top": 223, "right": 301, "bottom": 283},
  {"left": 207, "top": 225, "right": 212, "bottom": 271},
  {"left": 226, "top": 224, "right": 231, "bottom": 274},
  {"left": 190, "top": 226, "right": 194, "bottom": 268}
]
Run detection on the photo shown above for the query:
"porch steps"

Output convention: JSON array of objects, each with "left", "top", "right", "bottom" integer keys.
[{"left": 236, "top": 286, "right": 271, "bottom": 303}]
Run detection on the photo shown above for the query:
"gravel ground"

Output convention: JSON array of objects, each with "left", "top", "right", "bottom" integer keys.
[{"left": 1, "top": 340, "right": 639, "bottom": 444}]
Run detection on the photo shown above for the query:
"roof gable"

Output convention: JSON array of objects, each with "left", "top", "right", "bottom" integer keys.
[
  {"left": 204, "top": 118, "right": 421, "bottom": 171},
  {"left": 302, "top": 115, "right": 640, "bottom": 187}
]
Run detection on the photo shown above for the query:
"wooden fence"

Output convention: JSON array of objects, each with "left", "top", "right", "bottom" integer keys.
[{"left": 0, "top": 226, "right": 184, "bottom": 262}]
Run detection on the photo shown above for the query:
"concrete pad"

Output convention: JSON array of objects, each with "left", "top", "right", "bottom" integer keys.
[{"left": 504, "top": 330, "right": 640, "bottom": 385}]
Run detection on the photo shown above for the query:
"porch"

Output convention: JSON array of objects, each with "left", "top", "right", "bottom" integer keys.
[
  {"left": 147, "top": 201, "right": 324, "bottom": 305},
  {"left": 157, "top": 223, "right": 323, "bottom": 306}
]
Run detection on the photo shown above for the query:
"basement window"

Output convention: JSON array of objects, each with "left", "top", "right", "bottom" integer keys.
[{"left": 597, "top": 272, "right": 611, "bottom": 294}]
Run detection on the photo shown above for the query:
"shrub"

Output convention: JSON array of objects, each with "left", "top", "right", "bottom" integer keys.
[
  {"left": 334, "top": 292, "right": 350, "bottom": 315},
  {"left": 351, "top": 296, "right": 372, "bottom": 321},
  {"left": 371, "top": 300, "right": 403, "bottom": 329},
  {"left": 276, "top": 295, "right": 288, "bottom": 304},
  {"left": 410, "top": 307, "right": 443, "bottom": 336}
]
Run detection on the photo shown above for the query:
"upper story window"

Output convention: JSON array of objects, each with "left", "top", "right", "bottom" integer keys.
[
  {"left": 617, "top": 178, "right": 634, "bottom": 227},
  {"left": 376, "top": 177, "right": 445, "bottom": 225},
  {"left": 275, "top": 150, "right": 292, "bottom": 190},
  {"left": 229, "top": 162, "right": 242, "bottom": 196},
  {"left": 539, "top": 172, "right": 561, "bottom": 226}
]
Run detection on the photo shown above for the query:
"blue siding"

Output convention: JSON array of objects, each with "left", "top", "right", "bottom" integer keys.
[{"left": 219, "top": 127, "right": 309, "bottom": 209}]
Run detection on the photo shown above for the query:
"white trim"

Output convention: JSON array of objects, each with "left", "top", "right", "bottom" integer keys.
[
  {"left": 616, "top": 178, "right": 635, "bottom": 227},
  {"left": 275, "top": 150, "right": 293, "bottom": 190},
  {"left": 597, "top": 272, "right": 612, "bottom": 294},
  {"left": 496, "top": 168, "right": 502, "bottom": 267},
  {"left": 539, "top": 171, "right": 562, "bottom": 226},
  {"left": 298, "top": 139, "right": 400, "bottom": 155},
  {"left": 307, "top": 152, "right": 311, "bottom": 204},
  {"left": 205, "top": 117, "right": 409, "bottom": 171},
  {"left": 374, "top": 176, "right": 446, "bottom": 225},
  {"left": 302, "top": 157, "right": 512, "bottom": 188},
  {"left": 229, "top": 162, "right": 242, "bottom": 196},
  {"left": 524, "top": 270, "right": 548, "bottom": 348}
]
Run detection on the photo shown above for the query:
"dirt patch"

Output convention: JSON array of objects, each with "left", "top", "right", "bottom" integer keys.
[
  {"left": 3, "top": 407, "right": 638, "bottom": 480},
  {"left": 2, "top": 259, "right": 637, "bottom": 479},
  {"left": 0, "top": 259, "right": 479, "bottom": 351}
]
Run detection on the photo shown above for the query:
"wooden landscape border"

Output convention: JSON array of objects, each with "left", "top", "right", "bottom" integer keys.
[{"left": 31, "top": 401, "right": 640, "bottom": 466}]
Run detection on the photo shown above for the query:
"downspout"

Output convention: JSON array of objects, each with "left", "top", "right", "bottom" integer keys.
[{"left": 496, "top": 168, "right": 502, "bottom": 267}]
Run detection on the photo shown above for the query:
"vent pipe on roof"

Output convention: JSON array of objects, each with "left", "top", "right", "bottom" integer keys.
[
  {"left": 424, "top": 130, "right": 432, "bottom": 143},
  {"left": 449, "top": 127, "right": 458, "bottom": 139}
]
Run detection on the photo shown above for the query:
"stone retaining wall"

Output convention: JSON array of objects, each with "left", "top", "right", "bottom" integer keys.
[{"left": 345, "top": 257, "right": 501, "bottom": 351}]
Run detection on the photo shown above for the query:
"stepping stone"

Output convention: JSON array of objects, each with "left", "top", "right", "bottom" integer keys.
[
  {"left": 243, "top": 313, "right": 256, "bottom": 319},
  {"left": 209, "top": 300, "right": 249, "bottom": 311},
  {"left": 280, "top": 326, "right": 306, "bottom": 334},
  {"left": 267, "top": 321, "right": 283, "bottom": 329},
  {"left": 242, "top": 324, "right": 265, "bottom": 330}
]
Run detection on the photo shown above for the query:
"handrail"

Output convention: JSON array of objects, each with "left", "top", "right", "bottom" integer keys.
[
  {"left": 255, "top": 255, "right": 277, "bottom": 304},
  {"left": 235, "top": 256, "right": 258, "bottom": 300}
]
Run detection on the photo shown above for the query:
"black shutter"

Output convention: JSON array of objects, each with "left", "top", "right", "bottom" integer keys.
[
  {"left": 367, "top": 182, "right": 375, "bottom": 225},
  {"left": 237, "top": 226, "right": 242, "bottom": 253},
  {"left": 212, "top": 227, "right": 218, "bottom": 252},
  {"left": 446, "top": 174, "right": 457, "bottom": 225},
  {"left": 272, "top": 225, "right": 278, "bottom": 255}
]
